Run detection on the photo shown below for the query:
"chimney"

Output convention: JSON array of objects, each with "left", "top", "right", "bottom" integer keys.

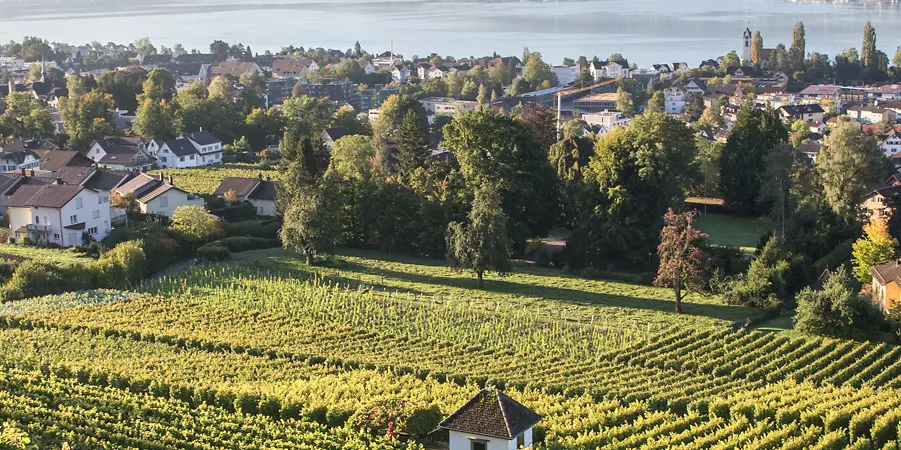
[
  {"left": 199, "top": 126, "right": 203, "bottom": 132},
  {"left": 20, "top": 168, "right": 25, "bottom": 176},
  {"left": 158, "top": 172, "right": 164, "bottom": 181},
  {"left": 55, "top": 177, "right": 63, "bottom": 185},
  {"left": 168, "top": 174, "right": 173, "bottom": 184}
]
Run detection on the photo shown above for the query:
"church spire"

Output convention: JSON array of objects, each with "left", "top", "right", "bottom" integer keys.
[{"left": 40, "top": 53, "right": 46, "bottom": 83}]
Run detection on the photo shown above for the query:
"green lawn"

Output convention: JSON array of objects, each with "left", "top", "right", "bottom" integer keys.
[{"left": 695, "top": 213, "right": 769, "bottom": 250}]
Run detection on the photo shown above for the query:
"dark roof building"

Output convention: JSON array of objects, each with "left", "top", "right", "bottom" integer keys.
[
  {"left": 213, "top": 175, "right": 279, "bottom": 202},
  {"left": 37, "top": 150, "right": 93, "bottom": 172},
  {"left": 439, "top": 389, "right": 542, "bottom": 441},
  {"left": 5, "top": 183, "right": 86, "bottom": 209}
]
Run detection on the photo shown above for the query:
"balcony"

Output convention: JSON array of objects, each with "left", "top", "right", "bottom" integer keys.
[{"left": 26, "top": 224, "right": 50, "bottom": 232}]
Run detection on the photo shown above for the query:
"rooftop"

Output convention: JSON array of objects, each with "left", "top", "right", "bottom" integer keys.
[{"left": 439, "top": 389, "right": 542, "bottom": 439}]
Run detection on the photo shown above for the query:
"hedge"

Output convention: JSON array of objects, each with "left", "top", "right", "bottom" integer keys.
[
  {"left": 197, "top": 245, "right": 231, "bottom": 261},
  {"left": 209, "top": 202, "right": 257, "bottom": 222},
  {"left": 205, "top": 236, "right": 281, "bottom": 253}
]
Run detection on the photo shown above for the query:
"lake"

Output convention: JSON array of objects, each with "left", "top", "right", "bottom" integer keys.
[{"left": 1, "top": 0, "right": 900, "bottom": 66}]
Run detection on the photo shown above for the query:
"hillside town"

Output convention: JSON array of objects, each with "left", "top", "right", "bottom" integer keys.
[{"left": 6, "top": 19, "right": 901, "bottom": 449}]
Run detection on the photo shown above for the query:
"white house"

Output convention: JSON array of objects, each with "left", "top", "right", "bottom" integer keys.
[
  {"left": 589, "top": 60, "right": 631, "bottom": 81},
  {"left": 869, "top": 85, "right": 901, "bottom": 101},
  {"left": 582, "top": 111, "right": 630, "bottom": 135},
  {"left": 846, "top": 106, "right": 895, "bottom": 125},
  {"left": 665, "top": 84, "right": 687, "bottom": 114},
  {"left": 321, "top": 127, "right": 351, "bottom": 149},
  {"left": 359, "top": 60, "right": 375, "bottom": 74},
  {"left": 684, "top": 78, "right": 707, "bottom": 95},
  {"left": 271, "top": 58, "right": 319, "bottom": 79},
  {"left": 879, "top": 129, "right": 901, "bottom": 158},
  {"left": 392, "top": 65, "right": 411, "bottom": 83},
  {"left": 54, "top": 166, "right": 130, "bottom": 219},
  {"left": 87, "top": 137, "right": 154, "bottom": 172},
  {"left": 439, "top": 389, "right": 542, "bottom": 450},
  {"left": 113, "top": 173, "right": 203, "bottom": 217},
  {"left": 7, "top": 181, "right": 111, "bottom": 247},
  {"left": 551, "top": 65, "right": 580, "bottom": 86},
  {"left": 651, "top": 64, "right": 673, "bottom": 81},
  {"left": 157, "top": 131, "right": 223, "bottom": 169},
  {"left": 0, "top": 150, "right": 42, "bottom": 173},
  {"left": 212, "top": 175, "right": 280, "bottom": 216},
  {"left": 419, "top": 97, "right": 479, "bottom": 116},
  {"left": 778, "top": 104, "right": 826, "bottom": 123}
]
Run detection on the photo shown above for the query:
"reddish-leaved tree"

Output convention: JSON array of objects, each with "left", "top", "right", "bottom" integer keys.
[{"left": 654, "top": 209, "right": 709, "bottom": 313}]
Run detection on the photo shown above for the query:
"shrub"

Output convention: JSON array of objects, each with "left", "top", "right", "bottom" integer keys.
[
  {"left": 141, "top": 237, "right": 177, "bottom": 275},
  {"left": 796, "top": 267, "right": 885, "bottom": 340},
  {"left": 0, "top": 261, "right": 94, "bottom": 302},
  {"left": 209, "top": 201, "right": 257, "bottom": 221},
  {"left": 222, "top": 220, "right": 281, "bottom": 239},
  {"left": 404, "top": 405, "right": 443, "bottom": 437},
  {"left": 207, "top": 236, "right": 281, "bottom": 253},
  {"left": 95, "top": 241, "right": 147, "bottom": 289},
  {"left": 0, "top": 260, "right": 19, "bottom": 285},
  {"left": 197, "top": 245, "right": 231, "bottom": 261},
  {"left": 534, "top": 250, "right": 551, "bottom": 268},
  {"left": 723, "top": 236, "right": 790, "bottom": 308}
]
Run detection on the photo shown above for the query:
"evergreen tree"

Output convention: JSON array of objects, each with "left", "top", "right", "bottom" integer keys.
[
  {"left": 394, "top": 109, "right": 429, "bottom": 182},
  {"left": 477, "top": 83, "right": 490, "bottom": 106},
  {"left": 446, "top": 185, "right": 511, "bottom": 288}
]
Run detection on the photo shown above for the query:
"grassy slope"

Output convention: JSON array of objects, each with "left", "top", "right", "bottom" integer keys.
[
  {"left": 234, "top": 248, "right": 755, "bottom": 331},
  {"left": 159, "top": 164, "right": 282, "bottom": 194}
]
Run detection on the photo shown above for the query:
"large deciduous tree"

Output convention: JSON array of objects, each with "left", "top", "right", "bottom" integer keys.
[
  {"left": 815, "top": 121, "right": 885, "bottom": 223},
  {"left": 0, "top": 92, "right": 53, "bottom": 139},
  {"left": 581, "top": 112, "right": 698, "bottom": 261},
  {"left": 751, "top": 30, "right": 764, "bottom": 66},
  {"left": 171, "top": 204, "right": 221, "bottom": 251},
  {"left": 795, "top": 267, "right": 884, "bottom": 340},
  {"left": 442, "top": 109, "right": 558, "bottom": 249},
  {"left": 446, "top": 185, "right": 511, "bottom": 288},
  {"left": 279, "top": 174, "right": 342, "bottom": 265},
  {"left": 654, "top": 209, "right": 708, "bottom": 313}
]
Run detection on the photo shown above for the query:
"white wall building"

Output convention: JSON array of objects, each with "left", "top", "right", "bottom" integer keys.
[
  {"left": 7, "top": 181, "right": 111, "bottom": 247},
  {"left": 113, "top": 173, "right": 202, "bottom": 217},
  {"left": 665, "top": 85, "right": 687, "bottom": 114},
  {"left": 213, "top": 176, "right": 280, "bottom": 216},
  {"left": 157, "top": 131, "right": 223, "bottom": 169},
  {"left": 551, "top": 65, "right": 580, "bottom": 86},
  {"left": 0, "top": 150, "right": 41, "bottom": 172},
  {"left": 419, "top": 97, "right": 479, "bottom": 116},
  {"left": 87, "top": 137, "right": 153, "bottom": 172},
  {"left": 582, "top": 111, "right": 630, "bottom": 135},
  {"left": 440, "top": 390, "right": 542, "bottom": 450},
  {"left": 880, "top": 129, "right": 901, "bottom": 158},
  {"left": 391, "top": 65, "right": 411, "bottom": 83}
]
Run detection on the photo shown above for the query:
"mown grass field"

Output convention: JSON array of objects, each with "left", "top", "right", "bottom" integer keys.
[
  {"left": 0, "top": 247, "right": 898, "bottom": 449},
  {"left": 695, "top": 213, "right": 769, "bottom": 250}
]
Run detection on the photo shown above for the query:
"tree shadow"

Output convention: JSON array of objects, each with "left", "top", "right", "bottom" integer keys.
[{"left": 332, "top": 252, "right": 752, "bottom": 322}]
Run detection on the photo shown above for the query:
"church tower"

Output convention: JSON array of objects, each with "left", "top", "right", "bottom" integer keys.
[{"left": 742, "top": 28, "right": 753, "bottom": 62}]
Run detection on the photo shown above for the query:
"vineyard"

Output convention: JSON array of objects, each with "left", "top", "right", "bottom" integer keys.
[
  {"left": 1, "top": 249, "right": 901, "bottom": 448},
  {"left": 158, "top": 164, "right": 283, "bottom": 194}
]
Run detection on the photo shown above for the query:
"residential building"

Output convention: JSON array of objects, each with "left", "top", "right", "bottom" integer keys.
[
  {"left": 665, "top": 84, "right": 687, "bottom": 114},
  {"left": 551, "top": 65, "right": 580, "bottom": 86},
  {"left": 798, "top": 85, "right": 843, "bottom": 103},
  {"left": 871, "top": 260, "right": 901, "bottom": 312},
  {"left": 631, "top": 69, "right": 661, "bottom": 89},
  {"left": 205, "top": 61, "right": 263, "bottom": 79},
  {"left": 271, "top": 58, "right": 319, "bottom": 79},
  {"left": 582, "top": 111, "right": 630, "bottom": 135},
  {"left": 113, "top": 172, "right": 202, "bottom": 216},
  {"left": 861, "top": 182, "right": 901, "bottom": 222},
  {"left": 359, "top": 60, "right": 375, "bottom": 74},
  {"left": 157, "top": 131, "right": 223, "bottom": 169},
  {"left": 869, "top": 84, "right": 901, "bottom": 101},
  {"left": 368, "top": 108, "right": 381, "bottom": 124},
  {"left": 419, "top": 97, "right": 479, "bottom": 116},
  {"left": 0, "top": 150, "right": 42, "bottom": 172},
  {"left": 391, "top": 64, "right": 411, "bottom": 83},
  {"left": 439, "top": 389, "right": 542, "bottom": 450},
  {"left": 651, "top": 64, "right": 673, "bottom": 81},
  {"left": 7, "top": 180, "right": 111, "bottom": 247},
  {"left": 301, "top": 80, "right": 360, "bottom": 109},
  {"left": 589, "top": 60, "right": 631, "bottom": 81},
  {"left": 879, "top": 129, "right": 901, "bottom": 158},
  {"left": 671, "top": 62, "right": 691, "bottom": 75},
  {"left": 777, "top": 104, "right": 825, "bottom": 123},
  {"left": 54, "top": 166, "right": 130, "bottom": 219},
  {"left": 684, "top": 78, "right": 707, "bottom": 95},
  {"left": 846, "top": 106, "right": 895, "bottom": 125},
  {"left": 321, "top": 127, "right": 351, "bottom": 149},
  {"left": 212, "top": 175, "right": 280, "bottom": 216},
  {"left": 36, "top": 150, "right": 94, "bottom": 173},
  {"left": 87, "top": 137, "right": 154, "bottom": 172}
]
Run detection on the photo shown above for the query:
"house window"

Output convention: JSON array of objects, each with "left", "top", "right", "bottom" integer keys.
[
  {"left": 517, "top": 434, "right": 526, "bottom": 448},
  {"left": 93, "top": 209, "right": 100, "bottom": 219},
  {"left": 471, "top": 441, "right": 487, "bottom": 450},
  {"left": 257, "top": 206, "right": 263, "bottom": 214},
  {"left": 202, "top": 157, "right": 206, "bottom": 163},
  {"left": 159, "top": 197, "right": 168, "bottom": 208},
  {"left": 190, "top": 155, "right": 195, "bottom": 160},
  {"left": 180, "top": 157, "right": 185, "bottom": 162},
  {"left": 161, "top": 157, "right": 167, "bottom": 163},
  {"left": 88, "top": 227, "right": 98, "bottom": 235},
  {"left": 53, "top": 233, "right": 59, "bottom": 240},
  {"left": 35, "top": 216, "right": 39, "bottom": 224},
  {"left": 75, "top": 198, "right": 82, "bottom": 210},
  {"left": 69, "top": 215, "right": 77, "bottom": 224}
]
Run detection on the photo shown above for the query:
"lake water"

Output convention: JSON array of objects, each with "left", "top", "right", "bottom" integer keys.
[{"left": 1, "top": 0, "right": 900, "bottom": 66}]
